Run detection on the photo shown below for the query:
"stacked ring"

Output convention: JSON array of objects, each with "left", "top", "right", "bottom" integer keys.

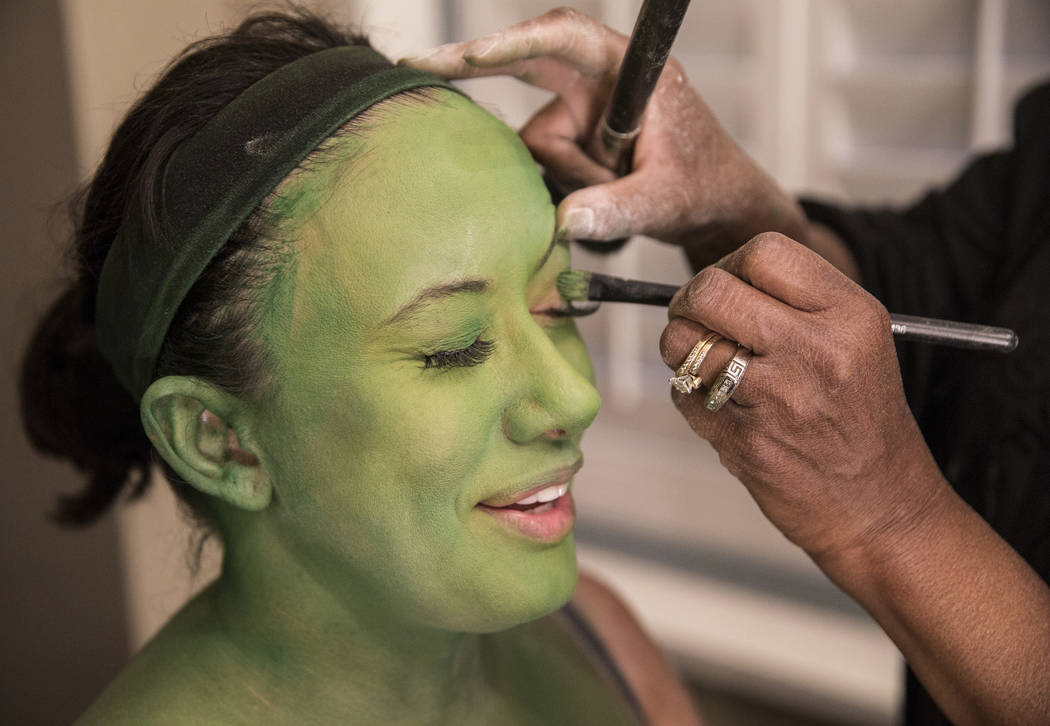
[
  {"left": 704, "top": 345, "right": 753, "bottom": 411},
  {"left": 668, "top": 332, "right": 722, "bottom": 394}
]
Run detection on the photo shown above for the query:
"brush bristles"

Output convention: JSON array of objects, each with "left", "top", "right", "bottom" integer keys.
[{"left": 556, "top": 270, "right": 592, "bottom": 302}]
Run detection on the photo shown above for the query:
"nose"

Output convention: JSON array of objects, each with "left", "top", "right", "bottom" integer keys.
[{"left": 502, "top": 321, "right": 601, "bottom": 445}]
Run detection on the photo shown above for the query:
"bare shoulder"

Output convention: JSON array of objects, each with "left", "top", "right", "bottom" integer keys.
[
  {"left": 74, "top": 592, "right": 251, "bottom": 726},
  {"left": 572, "top": 570, "right": 703, "bottom": 726}
]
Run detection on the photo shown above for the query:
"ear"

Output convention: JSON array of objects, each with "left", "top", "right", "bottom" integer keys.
[{"left": 140, "top": 376, "right": 272, "bottom": 511}]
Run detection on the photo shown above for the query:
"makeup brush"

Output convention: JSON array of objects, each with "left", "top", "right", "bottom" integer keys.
[
  {"left": 586, "top": 0, "right": 692, "bottom": 175},
  {"left": 545, "top": 0, "right": 692, "bottom": 253},
  {"left": 557, "top": 269, "right": 1019, "bottom": 353}
]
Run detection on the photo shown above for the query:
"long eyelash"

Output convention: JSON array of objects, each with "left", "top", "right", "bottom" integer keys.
[
  {"left": 545, "top": 301, "right": 600, "bottom": 318},
  {"left": 423, "top": 338, "right": 495, "bottom": 369}
]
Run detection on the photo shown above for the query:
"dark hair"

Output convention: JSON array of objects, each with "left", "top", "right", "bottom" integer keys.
[{"left": 20, "top": 7, "right": 378, "bottom": 526}]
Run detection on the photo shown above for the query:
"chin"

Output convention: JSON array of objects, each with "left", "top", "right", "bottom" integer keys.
[{"left": 456, "top": 536, "right": 579, "bottom": 634}]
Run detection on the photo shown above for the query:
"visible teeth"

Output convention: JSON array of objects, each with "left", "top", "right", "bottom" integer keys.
[
  {"left": 516, "top": 483, "right": 568, "bottom": 505},
  {"left": 540, "top": 483, "right": 568, "bottom": 502}
]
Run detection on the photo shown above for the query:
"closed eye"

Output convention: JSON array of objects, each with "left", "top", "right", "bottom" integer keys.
[{"left": 423, "top": 337, "right": 495, "bottom": 369}]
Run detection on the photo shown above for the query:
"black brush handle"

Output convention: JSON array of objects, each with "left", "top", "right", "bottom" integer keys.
[
  {"left": 591, "top": 0, "right": 692, "bottom": 170},
  {"left": 546, "top": 0, "right": 692, "bottom": 254},
  {"left": 586, "top": 273, "right": 1019, "bottom": 353},
  {"left": 589, "top": 272, "right": 678, "bottom": 305}
]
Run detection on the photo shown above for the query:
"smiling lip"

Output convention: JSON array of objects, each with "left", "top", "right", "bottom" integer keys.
[
  {"left": 477, "top": 461, "right": 583, "bottom": 508},
  {"left": 474, "top": 460, "right": 582, "bottom": 544}
]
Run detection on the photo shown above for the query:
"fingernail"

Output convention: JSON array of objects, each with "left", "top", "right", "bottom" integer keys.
[{"left": 557, "top": 207, "right": 594, "bottom": 241}]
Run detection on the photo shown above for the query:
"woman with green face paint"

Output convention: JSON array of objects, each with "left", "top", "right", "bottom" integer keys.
[{"left": 21, "top": 8, "right": 701, "bottom": 725}]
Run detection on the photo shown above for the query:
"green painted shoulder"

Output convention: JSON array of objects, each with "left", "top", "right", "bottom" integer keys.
[{"left": 73, "top": 589, "right": 253, "bottom": 726}]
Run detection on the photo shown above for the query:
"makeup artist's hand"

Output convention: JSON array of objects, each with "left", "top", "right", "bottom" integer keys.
[
  {"left": 659, "top": 232, "right": 950, "bottom": 561},
  {"left": 400, "top": 8, "right": 811, "bottom": 268},
  {"left": 661, "top": 233, "right": 1050, "bottom": 725}
]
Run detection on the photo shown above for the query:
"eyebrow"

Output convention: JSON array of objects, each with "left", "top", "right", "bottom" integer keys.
[
  {"left": 385, "top": 279, "right": 490, "bottom": 325},
  {"left": 384, "top": 233, "right": 559, "bottom": 326}
]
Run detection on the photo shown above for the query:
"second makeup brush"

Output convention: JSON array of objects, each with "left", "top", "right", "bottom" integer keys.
[{"left": 556, "top": 269, "right": 1019, "bottom": 353}]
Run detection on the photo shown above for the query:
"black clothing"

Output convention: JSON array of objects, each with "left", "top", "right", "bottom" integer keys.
[{"left": 801, "top": 80, "right": 1050, "bottom": 726}]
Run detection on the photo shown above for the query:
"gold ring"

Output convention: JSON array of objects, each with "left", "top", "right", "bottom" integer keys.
[
  {"left": 704, "top": 345, "right": 752, "bottom": 411},
  {"left": 668, "top": 332, "right": 722, "bottom": 394}
]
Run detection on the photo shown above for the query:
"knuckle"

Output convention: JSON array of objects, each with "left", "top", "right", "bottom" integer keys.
[
  {"left": 748, "top": 230, "right": 790, "bottom": 252},
  {"left": 844, "top": 295, "right": 891, "bottom": 351},
  {"left": 546, "top": 7, "right": 585, "bottom": 25},
  {"left": 742, "top": 232, "right": 793, "bottom": 272},
  {"left": 822, "top": 344, "right": 856, "bottom": 388},
  {"left": 803, "top": 300, "right": 890, "bottom": 389},
  {"left": 687, "top": 266, "right": 729, "bottom": 311},
  {"left": 865, "top": 298, "right": 891, "bottom": 334},
  {"left": 794, "top": 326, "right": 844, "bottom": 383}
]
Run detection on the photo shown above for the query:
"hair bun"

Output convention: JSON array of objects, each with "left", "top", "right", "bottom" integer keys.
[{"left": 20, "top": 284, "right": 153, "bottom": 524}]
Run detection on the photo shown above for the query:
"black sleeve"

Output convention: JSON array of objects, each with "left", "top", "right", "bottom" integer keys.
[{"left": 799, "top": 80, "right": 1049, "bottom": 323}]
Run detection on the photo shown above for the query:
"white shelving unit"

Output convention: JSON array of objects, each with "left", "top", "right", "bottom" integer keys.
[{"left": 813, "top": 0, "right": 1050, "bottom": 200}]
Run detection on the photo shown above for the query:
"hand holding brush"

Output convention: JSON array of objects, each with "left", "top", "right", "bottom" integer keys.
[{"left": 399, "top": 7, "right": 796, "bottom": 255}]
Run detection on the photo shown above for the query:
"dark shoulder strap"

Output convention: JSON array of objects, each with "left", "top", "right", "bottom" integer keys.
[{"left": 560, "top": 602, "right": 648, "bottom": 724}]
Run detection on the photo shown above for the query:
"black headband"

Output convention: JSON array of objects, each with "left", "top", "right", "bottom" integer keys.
[{"left": 96, "top": 45, "right": 460, "bottom": 398}]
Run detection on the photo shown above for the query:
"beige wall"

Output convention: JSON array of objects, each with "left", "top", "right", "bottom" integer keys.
[{"left": 1, "top": 2, "right": 128, "bottom": 723}]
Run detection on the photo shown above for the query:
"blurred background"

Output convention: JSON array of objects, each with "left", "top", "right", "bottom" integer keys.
[{"left": 3, "top": 1, "right": 1049, "bottom": 724}]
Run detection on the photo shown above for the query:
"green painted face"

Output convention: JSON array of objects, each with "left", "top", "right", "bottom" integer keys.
[{"left": 251, "top": 91, "right": 600, "bottom": 634}]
